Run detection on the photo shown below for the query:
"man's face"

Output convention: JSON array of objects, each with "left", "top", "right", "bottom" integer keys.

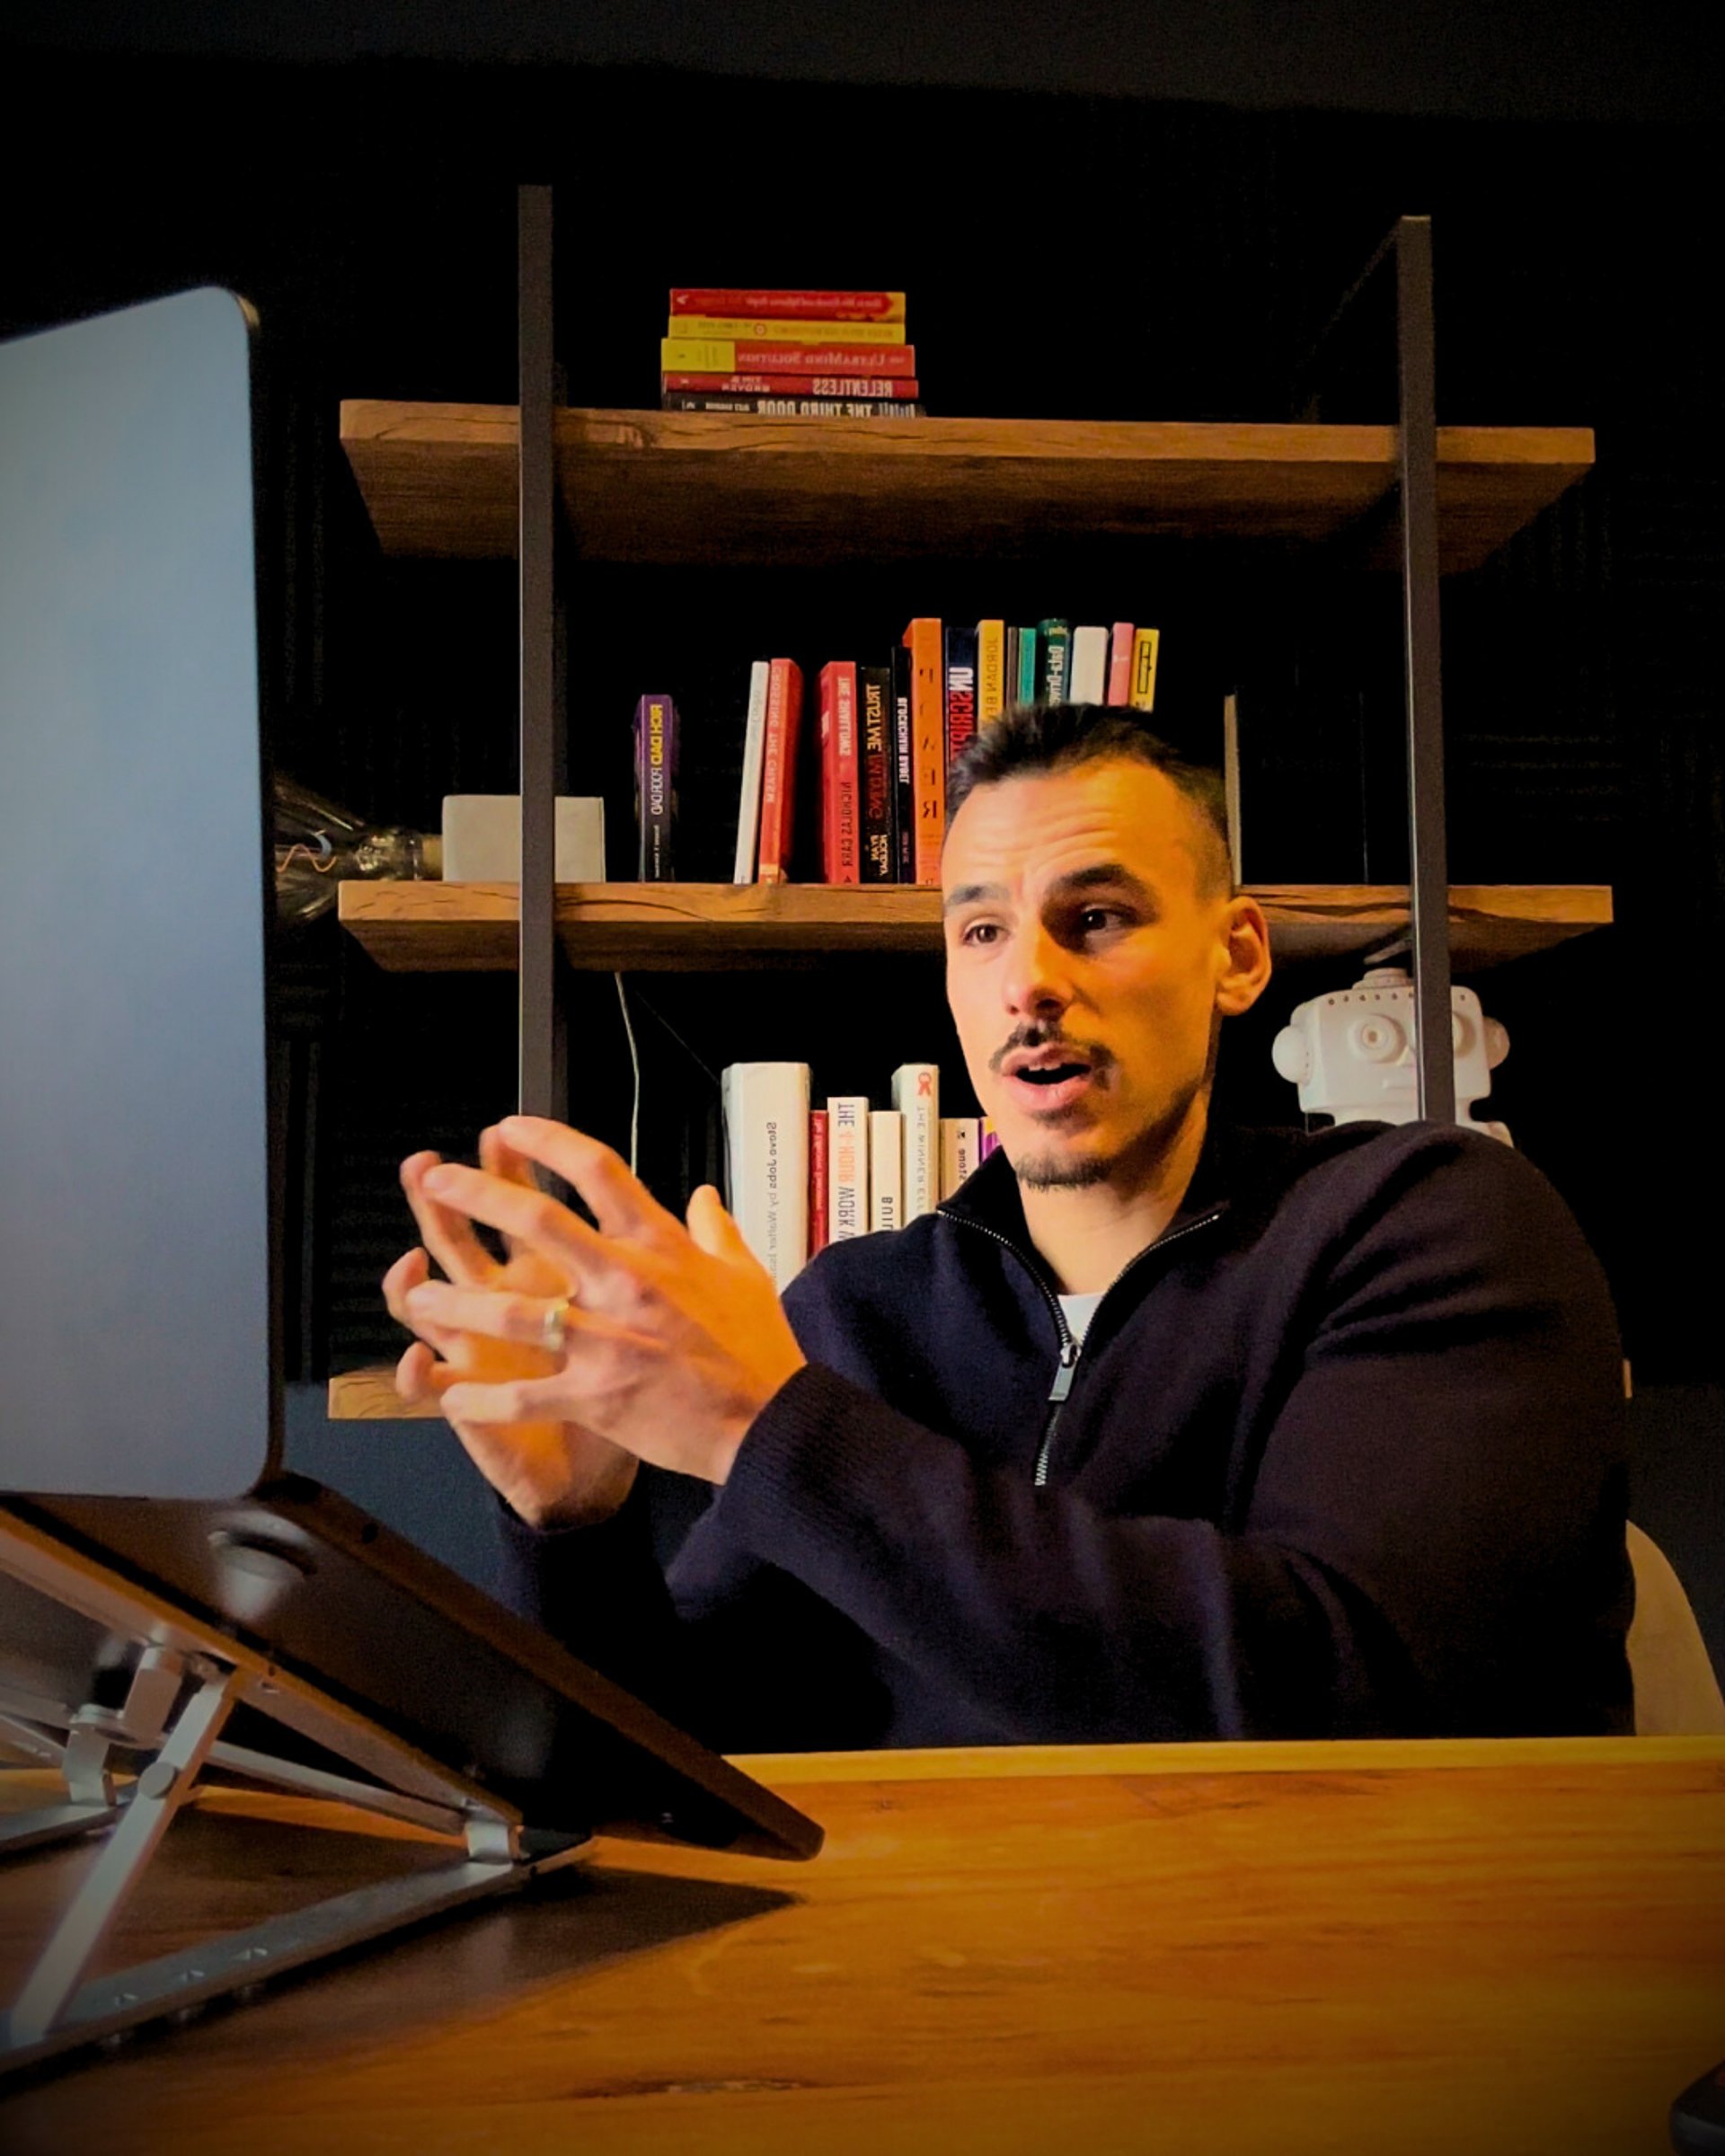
[{"left": 942, "top": 758, "right": 1266, "bottom": 1192}]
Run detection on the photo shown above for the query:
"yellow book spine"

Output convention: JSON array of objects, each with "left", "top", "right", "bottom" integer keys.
[
  {"left": 978, "top": 620, "right": 1006, "bottom": 723},
  {"left": 661, "top": 339, "right": 738, "bottom": 372},
  {"left": 1129, "top": 627, "right": 1161, "bottom": 711},
  {"left": 666, "top": 316, "right": 907, "bottom": 344}
]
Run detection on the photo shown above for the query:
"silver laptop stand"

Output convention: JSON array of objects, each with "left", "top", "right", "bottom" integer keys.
[{"left": 0, "top": 1507, "right": 587, "bottom": 2074}]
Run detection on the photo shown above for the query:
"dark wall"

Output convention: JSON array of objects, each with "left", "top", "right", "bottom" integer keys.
[{"left": 4, "top": 38, "right": 1721, "bottom": 1630}]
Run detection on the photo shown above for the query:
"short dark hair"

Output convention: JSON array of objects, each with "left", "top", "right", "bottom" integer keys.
[{"left": 946, "top": 702, "right": 1234, "bottom": 895}]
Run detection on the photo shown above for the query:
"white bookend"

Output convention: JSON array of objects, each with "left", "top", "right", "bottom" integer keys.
[
  {"left": 732, "top": 659, "right": 771, "bottom": 882},
  {"left": 827, "top": 1095, "right": 870, "bottom": 1241},
  {"left": 891, "top": 1063, "right": 940, "bottom": 1221},
  {"left": 869, "top": 1109, "right": 904, "bottom": 1233},
  {"left": 940, "top": 1116, "right": 981, "bottom": 1199},
  {"left": 721, "top": 1062, "right": 810, "bottom": 1287},
  {"left": 1068, "top": 623, "right": 1109, "bottom": 705}
]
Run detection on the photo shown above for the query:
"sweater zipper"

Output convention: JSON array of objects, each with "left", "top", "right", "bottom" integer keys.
[{"left": 942, "top": 1204, "right": 1226, "bottom": 1489}]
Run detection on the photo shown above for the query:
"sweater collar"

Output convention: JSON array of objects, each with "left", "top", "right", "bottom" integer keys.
[{"left": 937, "top": 1109, "right": 1240, "bottom": 1256}]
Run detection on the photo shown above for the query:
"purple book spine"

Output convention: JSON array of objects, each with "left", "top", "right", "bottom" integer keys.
[{"left": 634, "top": 693, "right": 678, "bottom": 880}]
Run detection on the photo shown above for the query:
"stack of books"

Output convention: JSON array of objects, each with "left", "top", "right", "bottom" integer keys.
[
  {"left": 730, "top": 618, "right": 1160, "bottom": 887},
  {"left": 660, "top": 288, "right": 924, "bottom": 420},
  {"left": 722, "top": 1061, "right": 1000, "bottom": 1286}
]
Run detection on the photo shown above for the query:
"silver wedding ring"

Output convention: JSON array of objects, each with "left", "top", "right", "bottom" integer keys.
[{"left": 541, "top": 1296, "right": 575, "bottom": 1356}]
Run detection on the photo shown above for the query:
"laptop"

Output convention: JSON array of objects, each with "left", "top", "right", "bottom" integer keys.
[{"left": 0, "top": 286, "right": 820, "bottom": 1867}]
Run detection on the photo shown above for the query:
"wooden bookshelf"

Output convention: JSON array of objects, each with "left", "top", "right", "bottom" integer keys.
[
  {"left": 339, "top": 403, "right": 1594, "bottom": 573},
  {"left": 339, "top": 879, "right": 1611, "bottom": 975}
]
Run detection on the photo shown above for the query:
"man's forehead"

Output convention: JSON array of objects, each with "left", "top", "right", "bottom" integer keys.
[{"left": 942, "top": 761, "right": 1208, "bottom": 892}]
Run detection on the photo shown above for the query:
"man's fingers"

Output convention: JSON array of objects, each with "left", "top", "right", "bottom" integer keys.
[
  {"left": 685, "top": 1183, "right": 755, "bottom": 1266},
  {"left": 400, "top": 1151, "right": 501, "bottom": 1288},
  {"left": 394, "top": 1339, "right": 456, "bottom": 1406},
  {"left": 439, "top": 1373, "right": 580, "bottom": 1429},
  {"left": 406, "top": 1278, "right": 593, "bottom": 1356},
  {"left": 494, "top": 1117, "right": 681, "bottom": 1242},
  {"left": 420, "top": 1157, "right": 610, "bottom": 1284}
]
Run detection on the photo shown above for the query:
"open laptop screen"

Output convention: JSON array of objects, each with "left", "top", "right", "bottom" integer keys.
[{"left": 0, "top": 287, "right": 275, "bottom": 1498}]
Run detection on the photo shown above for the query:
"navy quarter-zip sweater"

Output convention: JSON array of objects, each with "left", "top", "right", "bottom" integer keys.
[{"left": 498, "top": 1118, "right": 1634, "bottom": 1748}]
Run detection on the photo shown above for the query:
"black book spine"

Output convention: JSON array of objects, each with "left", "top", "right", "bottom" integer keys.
[
  {"left": 889, "top": 645, "right": 916, "bottom": 883},
  {"left": 858, "top": 664, "right": 895, "bottom": 885}
]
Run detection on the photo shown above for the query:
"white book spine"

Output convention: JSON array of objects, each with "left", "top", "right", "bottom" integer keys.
[
  {"left": 869, "top": 1109, "right": 904, "bottom": 1232},
  {"left": 940, "top": 1116, "right": 980, "bottom": 1199},
  {"left": 891, "top": 1062, "right": 940, "bottom": 1221},
  {"left": 827, "top": 1094, "right": 870, "bottom": 1241},
  {"left": 721, "top": 1061, "right": 810, "bottom": 1287},
  {"left": 732, "top": 658, "right": 771, "bottom": 882},
  {"left": 1068, "top": 623, "right": 1109, "bottom": 705}
]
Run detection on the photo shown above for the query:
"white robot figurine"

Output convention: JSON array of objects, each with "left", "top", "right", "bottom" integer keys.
[{"left": 1270, "top": 965, "right": 1512, "bottom": 1142}]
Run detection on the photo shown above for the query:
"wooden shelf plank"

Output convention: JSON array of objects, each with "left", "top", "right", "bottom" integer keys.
[
  {"left": 338, "top": 879, "right": 1611, "bottom": 974},
  {"left": 339, "top": 403, "right": 1594, "bottom": 573},
  {"left": 326, "top": 1367, "right": 429, "bottom": 1421}
]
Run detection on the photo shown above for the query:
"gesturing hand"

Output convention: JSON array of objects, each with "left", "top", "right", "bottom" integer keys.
[
  {"left": 384, "top": 1124, "right": 639, "bottom": 1527},
  {"left": 400, "top": 1116, "right": 808, "bottom": 1488}
]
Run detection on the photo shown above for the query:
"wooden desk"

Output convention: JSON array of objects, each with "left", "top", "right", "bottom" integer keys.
[{"left": 2, "top": 1738, "right": 1722, "bottom": 2155}]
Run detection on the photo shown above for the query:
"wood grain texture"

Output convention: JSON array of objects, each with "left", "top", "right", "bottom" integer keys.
[
  {"left": 338, "top": 402, "right": 1595, "bottom": 572},
  {"left": 1, "top": 1743, "right": 1720, "bottom": 2155},
  {"left": 336, "top": 879, "right": 1613, "bottom": 974}
]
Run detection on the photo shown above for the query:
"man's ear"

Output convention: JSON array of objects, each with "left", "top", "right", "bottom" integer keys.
[{"left": 1214, "top": 895, "right": 1272, "bottom": 1018}]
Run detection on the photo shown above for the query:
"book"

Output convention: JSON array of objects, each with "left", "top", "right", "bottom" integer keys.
[
  {"left": 1129, "top": 627, "right": 1161, "bottom": 711},
  {"left": 1106, "top": 622, "right": 1135, "bottom": 706},
  {"left": 827, "top": 1095, "right": 870, "bottom": 1243},
  {"left": 978, "top": 1118, "right": 1001, "bottom": 1160},
  {"left": 818, "top": 659, "right": 861, "bottom": 884},
  {"left": 901, "top": 619, "right": 946, "bottom": 885},
  {"left": 732, "top": 659, "right": 770, "bottom": 882},
  {"left": 1039, "top": 619, "right": 1070, "bottom": 702},
  {"left": 859, "top": 663, "right": 895, "bottom": 885},
  {"left": 756, "top": 658, "right": 804, "bottom": 886},
  {"left": 869, "top": 1109, "right": 905, "bottom": 1233},
  {"left": 943, "top": 623, "right": 978, "bottom": 767},
  {"left": 1015, "top": 625, "right": 1040, "bottom": 704},
  {"left": 978, "top": 620, "right": 1006, "bottom": 726},
  {"left": 670, "top": 288, "right": 907, "bottom": 321},
  {"left": 892, "top": 1063, "right": 940, "bottom": 1221},
  {"left": 940, "top": 1117, "right": 981, "bottom": 1199},
  {"left": 809, "top": 1108, "right": 830, "bottom": 1255},
  {"left": 890, "top": 644, "right": 916, "bottom": 883},
  {"left": 660, "top": 394, "right": 924, "bottom": 419},
  {"left": 1223, "top": 689, "right": 1243, "bottom": 886},
  {"left": 661, "top": 340, "right": 916, "bottom": 376},
  {"left": 666, "top": 316, "right": 911, "bottom": 346},
  {"left": 662, "top": 373, "right": 921, "bottom": 398},
  {"left": 1068, "top": 624, "right": 1108, "bottom": 705},
  {"left": 632, "top": 693, "right": 677, "bottom": 880},
  {"left": 721, "top": 1062, "right": 811, "bottom": 1288}
]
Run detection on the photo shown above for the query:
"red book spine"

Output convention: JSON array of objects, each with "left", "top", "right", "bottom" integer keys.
[
  {"left": 662, "top": 373, "right": 921, "bottom": 398},
  {"left": 757, "top": 658, "right": 804, "bottom": 886},
  {"left": 671, "top": 288, "right": 905, "bottom": 320},
  {"left": 1106, "top": 623, "right": 1135, "bottom": 706},
  {"left": 808, "top": 1109, "right": 830, "bottom": 1252},
  {"left": 723, "top": 343, "right": 916, "bottom": 376},
  {"left": 818, "top": 661, "right": 861, "bottom": 883}
]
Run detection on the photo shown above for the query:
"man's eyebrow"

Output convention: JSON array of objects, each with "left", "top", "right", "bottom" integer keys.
[
  {"left": 942, "top": 880, "right": 1008, "bottom": 915},
  {"left": 942, "top": 863, "right": 1158, "bottom": 916},
  {"left": 1050, "top": 862, "right": 1156, "bottom": 901}
]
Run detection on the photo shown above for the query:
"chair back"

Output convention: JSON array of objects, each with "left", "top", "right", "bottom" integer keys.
[{"left": 1626, "top": 1523, "right": 1725, "bottom": 1735}]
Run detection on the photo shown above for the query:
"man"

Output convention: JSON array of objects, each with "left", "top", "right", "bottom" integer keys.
[{"left": 385, "top": 704, "right": 1632, "bottom": 1747}]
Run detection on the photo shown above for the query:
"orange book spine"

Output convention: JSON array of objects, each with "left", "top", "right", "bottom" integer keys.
[
  {"left": 902, "top": 617, "right": 946, "bottom": 885},
  {"left": 757, "top": 658, "right": 804, "bottom": 885}
]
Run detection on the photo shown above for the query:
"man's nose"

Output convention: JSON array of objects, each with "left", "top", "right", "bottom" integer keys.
[{"left": 1003, "top": 923, "right": 1074, "bottom": 1020}]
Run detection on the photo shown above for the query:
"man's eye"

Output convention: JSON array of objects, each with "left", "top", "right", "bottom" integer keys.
[
  {"left": 1077, "top": 907, "right": 1124, "bottom": 934},
  {"left": 960, "top": 920, "right": 1002, "bottom": 947}
]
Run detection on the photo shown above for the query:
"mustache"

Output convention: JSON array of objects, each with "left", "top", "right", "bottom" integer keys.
[{"left": 988, "top": 1025, "right": 1114, "bottom": 1076}]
